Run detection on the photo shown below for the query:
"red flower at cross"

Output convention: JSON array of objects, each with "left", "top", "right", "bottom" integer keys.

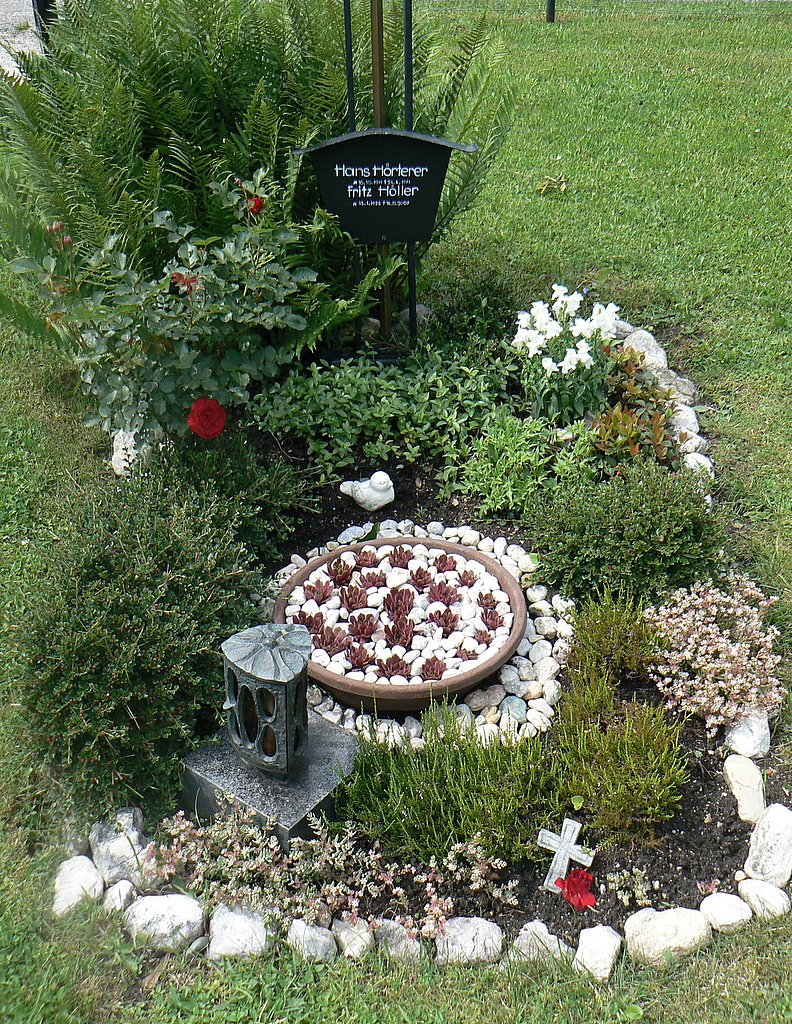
[
  {"left": 555, "top": 869, "right": 596, "bottom": 911},
  {"left": 247, "top": 196, "right": 264, "bottom": 215},
  {"left": 187, "top": 398, "right": 227, "bottom": 439}
]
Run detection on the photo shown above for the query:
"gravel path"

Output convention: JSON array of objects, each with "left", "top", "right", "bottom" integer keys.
[{"left": 0, "top": 0, "right": 41, "bottom": 74}]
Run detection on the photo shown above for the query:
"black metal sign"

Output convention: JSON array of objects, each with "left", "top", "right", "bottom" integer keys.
[{"left": 297, "top": 128, "right": 475, "bottom": 245}]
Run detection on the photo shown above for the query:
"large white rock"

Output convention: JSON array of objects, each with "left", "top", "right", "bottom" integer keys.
[
  {"left": 699, "top": 893, "right": 753, "bottom": 934},
  {"left": 724, "top": 754, "right": 766, "bottom": 824},
  {"left": 286, "top": 919, "right": 337, "bottom": 962},
  {"left": 53, "top": 856, "right": 104, "bottom": 917},
  {"left": 725, "top": 714, "right": 771, "bottom": 758},
  {"left": 744, "top": 803, "right": 792, "bottom": 887},
  {"left": 374, "top": 920, "right": 422, "bottom": 962},
  {"left": 500, "top": 920, "right": 572, "bottom": 966},
  {"left": 102, "top": 880, "right": 136, "bottom": 912},
  {"left": 572, "top": 925, "right": 623, "bottom": 982},
  {"left": 207, "top": 905, "right": 274, "bottom": 959},
  {"left": 624, "top": 907, "right": 711, "bottom": 965},
  {"left": 435, "top": 916, "right": 503, "bottom": 965},
  {"left": 738, "top": 878, "right": 791, "bottom": 920},
  {"left": 124, "top": 894, "right": 204, "bottom": 951},
  {"left": 332, "top": 918, "right": 375, "bottom": 959},
  {"left": 89, "top": 808, "right": 154, "bottom": 889},
  {"left": 622, "top": 330, "right": 668, "bottom": 372},
  {"left": 670, "top": 404, "right": 700, "bottom": 439}
]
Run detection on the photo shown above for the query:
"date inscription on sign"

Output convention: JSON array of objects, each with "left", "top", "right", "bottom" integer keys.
[{"left": 297, "top": 129, "right": 475, "bottom": 244}]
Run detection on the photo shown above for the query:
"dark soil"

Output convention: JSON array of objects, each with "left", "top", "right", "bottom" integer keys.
[
  {"left": 255, "top": 434, "right": 791, "bottom": 946},
  {"left": 354, "top": 734, "right": 790, "bottom": 947}
]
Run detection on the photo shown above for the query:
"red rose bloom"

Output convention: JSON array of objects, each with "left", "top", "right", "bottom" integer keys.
[
  {"left": 247, "top": 196, "right": 264, "bottom": 215},
  {"left": 555, "top": 869, "right": 596, "bottom": 912},
  {"left": 187, "top": 398, "right": 227, "bottom": 439}
]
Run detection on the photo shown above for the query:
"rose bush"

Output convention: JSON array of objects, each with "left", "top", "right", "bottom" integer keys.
[{"left": 15, "top": 173, "right": 389, "bottom": 439}]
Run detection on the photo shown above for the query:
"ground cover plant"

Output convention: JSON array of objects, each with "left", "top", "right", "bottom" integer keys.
[{"left": 1, "top": 2, "right": 791, "bottom": 1023}]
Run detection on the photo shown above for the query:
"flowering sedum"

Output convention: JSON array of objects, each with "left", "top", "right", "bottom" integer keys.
[
  {"left": 156, "top": 806, "right": 517, "bottom": 938},
  {"left": 645, "top": 574, "right": 785, "bottom": 733}
]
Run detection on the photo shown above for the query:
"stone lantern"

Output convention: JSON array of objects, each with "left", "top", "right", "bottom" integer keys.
[{"left": 222, "top": 623, "right": 312, "bottom": 779}]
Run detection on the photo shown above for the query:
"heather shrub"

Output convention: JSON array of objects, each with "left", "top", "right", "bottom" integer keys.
[
  {"left": 335, "top": 708, "right": 562, "bottom": 862},
  {"left": 22, "top": 453, "right": 265, "bottom": 811},
  {"left": 524, "top": 459, "right": 724, "bottom": 599},
  {"left": 157, "top": 805, "right": 518, "bottom": 939},
  {"left": 645, "top": 573, "right": 785, "bottom": 733},
  {"left": 566, "top": 590, "right": 656, "bottom": 688},
  {"left": 553, "top": 667, "right": 687, "bottom": 841}
]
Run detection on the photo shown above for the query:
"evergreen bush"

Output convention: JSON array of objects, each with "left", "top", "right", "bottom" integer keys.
[
  {"left": 22, "top": 451, "right": 267, "bottom": 812},
  {"left": 525, "top": 460, "right": 724, "bottom": 600}
]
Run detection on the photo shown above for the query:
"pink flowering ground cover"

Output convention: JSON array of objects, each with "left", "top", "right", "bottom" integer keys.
[{"left": 645, "top": 573, "right": 784, "bottom": 733}]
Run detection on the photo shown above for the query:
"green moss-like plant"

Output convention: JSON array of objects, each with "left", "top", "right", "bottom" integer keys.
[{"left": 463, "top": 410, "right": 597, "bottom": 513}]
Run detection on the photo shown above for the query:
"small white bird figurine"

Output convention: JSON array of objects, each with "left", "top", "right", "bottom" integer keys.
[{"left": 339, "top": 470, "right": 395, "bottom": 511}]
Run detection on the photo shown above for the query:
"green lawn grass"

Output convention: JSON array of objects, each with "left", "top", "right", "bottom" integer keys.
[{"left": 1, "top": 2, "right": 792, "bottom": 1022}]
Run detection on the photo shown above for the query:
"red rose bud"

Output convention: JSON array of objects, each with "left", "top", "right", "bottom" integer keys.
[
  {"left": 186, "top": 397, "right": 227, "bottom": 439},
  {"left": 247, "top": 196, "right": 264, "bottom": 214}
]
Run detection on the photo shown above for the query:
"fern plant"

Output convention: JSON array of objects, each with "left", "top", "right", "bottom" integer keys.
[{"left": 0, "top": 0, "right": 511, "bottom": 298}]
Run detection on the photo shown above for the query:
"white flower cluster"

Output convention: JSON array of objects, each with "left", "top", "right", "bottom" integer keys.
[{"left": 512, "top": 284, "right": 620, "bottom": 377}]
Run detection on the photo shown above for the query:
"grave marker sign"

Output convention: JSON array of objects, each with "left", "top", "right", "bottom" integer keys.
[{"left": 297, "top": 128, "right": 475, "bottom": 245}]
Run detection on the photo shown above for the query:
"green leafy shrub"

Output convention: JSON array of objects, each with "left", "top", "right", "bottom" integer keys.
[
  {"left": 566, "top": 590, "right": 657, "bottom": 688},
  {"left": 252, "top": 338, "right": 519, "bottom": 490},
  {"left": 16, "top": 184, "right": 385, "bottom": 437},
  {"left": 525, "top": 460, "right": 724, "bottom": 600},
  {"left": 22, "top": 452, "right": 265, "bottom": 812},
  {"left": 335, "top": 708, "right": 562, "bottom": 862},
  {"left": 463, "top": 411, "right": 597, "bottom": 513}
]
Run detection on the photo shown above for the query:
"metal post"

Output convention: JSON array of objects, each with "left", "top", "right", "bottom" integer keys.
[
  {"left": 344, "top": 0, "right": 361, "bottom": 345},
  {"left": 343, "top": 0, "right": 356, "bottom": 132},
  {"left": 371, "top": 0, "right": 392, "bottom": 338},
  {"left": 33, "top": 0, "right": 57, "bottom": 46},
  {"left": 546, "top": 0, "right": 556, "bottom": 24},
  {"left": 404, "top": 0, "right": 418, "bottom": 341}
]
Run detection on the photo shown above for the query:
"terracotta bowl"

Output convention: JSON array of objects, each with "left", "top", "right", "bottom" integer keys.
[{"left": 272, "top": 537, "right": 527, "bottom": 713}]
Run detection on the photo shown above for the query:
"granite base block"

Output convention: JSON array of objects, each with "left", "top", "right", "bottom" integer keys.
[{"left": 180, "top": 712, "right": 359, "bottom": 847}]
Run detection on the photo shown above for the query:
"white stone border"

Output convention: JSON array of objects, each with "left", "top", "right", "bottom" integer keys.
[{"left": 53, "top": 787, "right": 791, "bottom": 980}]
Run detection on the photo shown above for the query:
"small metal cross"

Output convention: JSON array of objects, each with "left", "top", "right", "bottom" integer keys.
[{"left": 537, "top": 818, "right": 594, "bottom": 893}]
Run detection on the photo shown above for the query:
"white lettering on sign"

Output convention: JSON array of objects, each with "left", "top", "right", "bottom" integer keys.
[{"left": 333, "top": 163, "right": 430, "bottom": 209}]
